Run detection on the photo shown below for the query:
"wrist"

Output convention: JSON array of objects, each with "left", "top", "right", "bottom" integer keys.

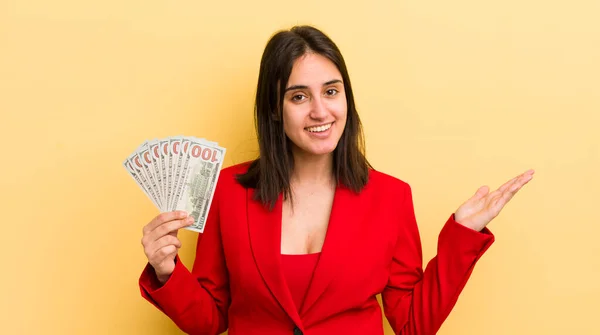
[
  {"left": 156, "top": 273, "right": 171, "bottom": 285},
  {"left": 453, "top": 214, "right": 483, "bottom": 232}
]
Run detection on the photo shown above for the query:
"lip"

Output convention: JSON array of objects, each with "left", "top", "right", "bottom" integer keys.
[
  {"left": 305, "top": 121, "right": 334, "bottom": 138},
  {"left": 304, "top": 121, "right": 334, "bottom": 130}
]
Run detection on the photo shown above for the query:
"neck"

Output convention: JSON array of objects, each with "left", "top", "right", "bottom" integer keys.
[{"left": 290, "top": 148, "right": 334, "bottom": 187}]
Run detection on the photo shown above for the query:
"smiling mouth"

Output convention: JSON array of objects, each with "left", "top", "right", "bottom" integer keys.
[{"left": 305, "top": 122, "right": 333, "bottom": 133}]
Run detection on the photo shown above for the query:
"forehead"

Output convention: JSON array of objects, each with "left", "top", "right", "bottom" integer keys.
[{"left": 287, "top": 53, "right": 342, "bottom": 86}]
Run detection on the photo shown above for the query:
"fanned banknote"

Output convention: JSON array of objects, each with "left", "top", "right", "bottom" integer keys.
[{"left": 123, "top": 136, "right": 226, "bottom": 233}]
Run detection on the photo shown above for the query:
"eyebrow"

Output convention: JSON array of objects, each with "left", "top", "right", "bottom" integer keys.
[{"left": 285, "top": 79, "right": 343, "bottom": 93}]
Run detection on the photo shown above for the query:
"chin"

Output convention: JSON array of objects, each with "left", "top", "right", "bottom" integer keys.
[{"left": 303, "top": 143, "right": 338, "bottom": 156}]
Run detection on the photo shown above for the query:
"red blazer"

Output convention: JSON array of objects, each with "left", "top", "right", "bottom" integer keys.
[{"left": 139, "top": 163, "right": 494, "bottom": 335}]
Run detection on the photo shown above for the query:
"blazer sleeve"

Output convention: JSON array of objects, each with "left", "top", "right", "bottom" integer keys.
[
  {"left": 138, "top": 182, "right": 230, "bottom": 335},
  {"left": 382, "top": 183, "right": 495, "bottom": 335}
]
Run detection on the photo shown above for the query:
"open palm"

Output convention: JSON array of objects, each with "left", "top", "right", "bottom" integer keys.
[{"left": 455, "top": 169, "right": 535, "bottom": 232}]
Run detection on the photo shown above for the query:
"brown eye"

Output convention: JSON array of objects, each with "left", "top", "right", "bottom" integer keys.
[
  {"left": 326, "top": 89, "right": 338, "bottom": 96},
  {"left": 292, "top": 94, "right": 306, "bottom": 102}
]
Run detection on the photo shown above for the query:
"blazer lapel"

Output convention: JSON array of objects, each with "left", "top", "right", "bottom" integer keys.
[
  {"left": 247, "top": 189, "right": 302, "bottom": 328},
  {"left": 300, "top": 185, "right": 363, "bottom": 316}
]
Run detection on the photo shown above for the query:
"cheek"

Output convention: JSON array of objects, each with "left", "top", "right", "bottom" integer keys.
[
  {"left": 282, "top": 105, "right": 303, "bottom": 136},
  {"left": 331, "top": 100, "right": 348, "bottom": 125}
]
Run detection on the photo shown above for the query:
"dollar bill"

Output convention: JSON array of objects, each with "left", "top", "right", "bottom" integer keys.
[
  {"left": 124, "top": 136, "right": 226, "bottom": 233},
  {"left": 159, "top": 139, "right": 170, "bottom": 210},
  {"left": 128, "top": 148, "right": 161, "bottom": 208},
  {"left": 140, "top": 141, "right": 163, "bottom": 211},
  {"left": 172, "top": 136, "right": 205, "bottom": 211},
  {"left": 172, "top": 137, "right": 192, "bottom": 211},
  {"left": 170, "top": 137, "right": 188, "bottom": 211},
  {"left": 173, "top": 139, "right": 225, "bottom": 233},
  {"left": 166, "top": 137, "right": 179, "bottom": 211},
  {"left": 148, "top": 139, "right": 164, "bottom": 207},
  {"left": 123, "top": 157, "right": 158, "bottom": 209}
]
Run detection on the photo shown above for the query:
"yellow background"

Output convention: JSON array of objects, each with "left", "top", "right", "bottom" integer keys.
[{"left": 1, "top": 0, "right": 599, "bottom": 334}]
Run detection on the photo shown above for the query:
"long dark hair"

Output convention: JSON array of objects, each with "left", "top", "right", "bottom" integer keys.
[{"left": 236, "top": 25, "right": 370, "bottom": 209}]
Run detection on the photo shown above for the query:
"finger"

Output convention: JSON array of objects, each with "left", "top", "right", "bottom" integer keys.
[
  {"left": 148, "top": 216, "right": 194, "bottom": 242},
  {"left": 493, "top": 189, "right": 517, "bottom": 215},
  {"left": 508, "top": 172, "right": 534, "bottom": 192},
  {"left": 467, "top": 185, "right": 489, "bottom": 203},
  {"left": 490, "top": 193, "right": 508, "bottom": 215},
  {"left": 483, "top": 170, "right": 535, "bottom": 216},
  {"left": 502, "top": 175, "right": 533, "bottom": 204},
  {"left": 146, "top": 235, "right": 182, "bottom": 258},
  {"left": 143, "top": 211, "right": 188, "bottom": 235},
  {"left": 498, "top": 175, "right": 520, "bottom": 193},
  {"left": 149, "top": 244, "right": 178, "bottom": 265},
  {"left": 499, "top": 169, "right": 535, "bottom": 193}
]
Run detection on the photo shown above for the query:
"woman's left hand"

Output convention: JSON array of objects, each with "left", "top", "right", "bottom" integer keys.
[{"left": 454, "top": 169, "right": 535, "bottom": 232}]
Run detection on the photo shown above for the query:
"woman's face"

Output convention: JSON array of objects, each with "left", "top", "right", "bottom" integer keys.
[{"left": 282, "top": 52, "right": 347, "bottom": 158}]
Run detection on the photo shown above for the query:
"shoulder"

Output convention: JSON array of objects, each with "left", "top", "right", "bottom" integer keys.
[
  {"left": 366, "top": 168, "right": 411, "bottom": 192},
  {"left": 215, "top": 161, "right": 253, "bottom": 190},
  {"left": 210, "top": 161, "right": 253, "bottom": 208},
  {"left": 220, "top": 161, "right": 253, "bottom": 177},
  {"left": 361, "top": 168, "right": 415, "bottom": 205}
]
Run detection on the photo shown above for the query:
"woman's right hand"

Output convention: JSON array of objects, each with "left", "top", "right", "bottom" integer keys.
[{"left": 141, "top": 211, "right": 194, "bottom": 284}]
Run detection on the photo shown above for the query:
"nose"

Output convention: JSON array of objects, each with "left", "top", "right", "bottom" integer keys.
[{"left": 309, "top": 96, "right": 327, "bottom": 120}]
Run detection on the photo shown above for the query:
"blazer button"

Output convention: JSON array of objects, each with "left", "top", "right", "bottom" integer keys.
[{"left": 293, "top": 326, "right": 303, "bottom": 335}]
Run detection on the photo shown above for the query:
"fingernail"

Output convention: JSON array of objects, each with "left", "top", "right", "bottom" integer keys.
[
  {"left": 186, "top": 217, "right": 195, "bottom": 224},
  {"left": 179, "top": 211, "right": 188, "bottom": 218}
]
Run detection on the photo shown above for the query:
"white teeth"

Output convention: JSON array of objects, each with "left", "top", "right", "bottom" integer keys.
[{"left": 306, "top": 123, "right": 332, "bottom": 133}]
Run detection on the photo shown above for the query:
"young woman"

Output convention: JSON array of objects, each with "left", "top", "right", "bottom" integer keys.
[{"left": 139, "top": 25, "right": 534, "bottom": 335}]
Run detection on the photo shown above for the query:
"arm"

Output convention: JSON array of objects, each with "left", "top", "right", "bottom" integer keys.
[
  {"left": 382, "top": 184, "right": 494, "bottom": 335},
  {"left": 139, "top": 188, "right": 230, "bottom": 335}
]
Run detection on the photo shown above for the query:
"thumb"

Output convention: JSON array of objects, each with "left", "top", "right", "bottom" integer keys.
[
  {"left": 469, "top": 186, "right": 489, "bottom": 202},
  {"left": 169, "top": 228, "right": 180, "bottom": 238}
]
